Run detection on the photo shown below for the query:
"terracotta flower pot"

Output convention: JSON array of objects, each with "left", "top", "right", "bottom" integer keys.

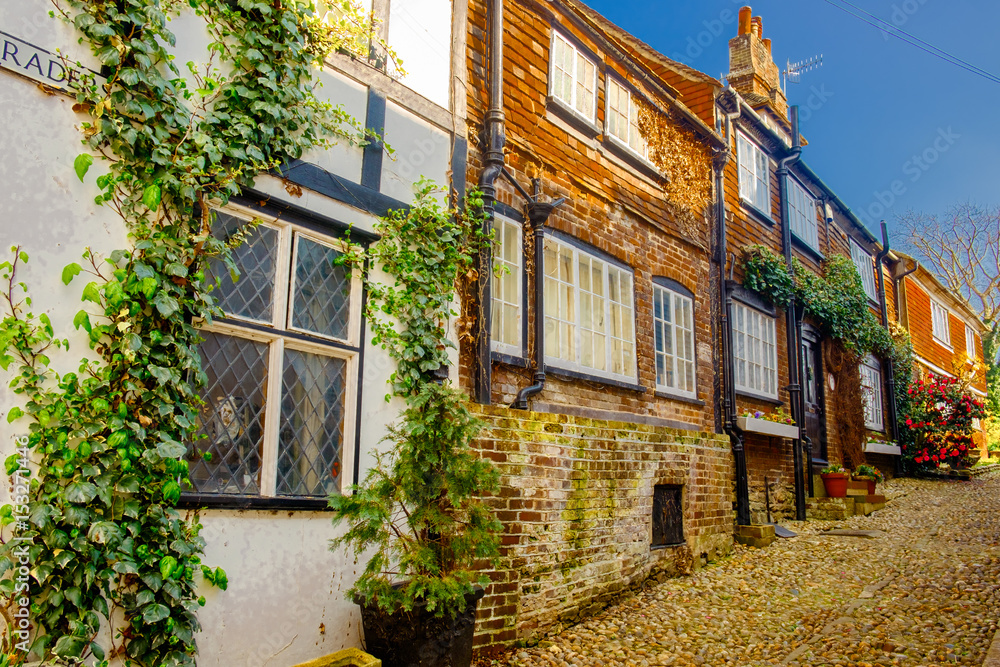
[
  {"left": 853, "top": 476, "right": 876, "bottom": 495},
  {"left": 821, "top": 472, "right": 849, "bottom": 498}
]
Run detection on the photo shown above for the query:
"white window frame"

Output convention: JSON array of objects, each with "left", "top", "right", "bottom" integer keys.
[
  {"left": 605, "top": 78, "right": 648, "bottom": 159},
  {"left": 849, "top": 238, "right": 878, "bottom": 302},
  {"left": 491, "top": 214, "right": 523, "bottom": 357},
  {"left": 860, "top": 355, "right": 885, "bottom": 431},
  {"left": 549, "top": 31, "right": 597, "bottom": 123},
  {"left": 653, "top": 283, "right": 696, "bottom": 398},
  {"left": 787, "top": 177, "right": 818, "bottom": 250},
  {"left": 731, "top": 301, "right": 778, "bottom": 399},
  {"left": 193, "top": 205, "right": 362, "bottom": 499},
  {"left": 930, "top": 298, "right": 951, "bottom": 347},
  {"left": 543, "top": 236, "right": 637, "bottom": 382},
  {"left": 965, "top": 325, "right": 977, "bottom": 361},
  {"left": 736, "top": 131, "right": 771, "bottom": 214}
]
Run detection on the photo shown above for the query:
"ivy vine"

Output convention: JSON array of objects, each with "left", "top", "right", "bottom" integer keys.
[
  {"left": 1, "top": 1, "right": 376, "bottom": 664},
  {"left": 741, "top": 245, "right": 898, "bottom": 358}
]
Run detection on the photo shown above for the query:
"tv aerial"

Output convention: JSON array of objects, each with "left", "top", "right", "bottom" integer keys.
[{"left": 783, "top": 54, "right": 824, "bottom": 91}]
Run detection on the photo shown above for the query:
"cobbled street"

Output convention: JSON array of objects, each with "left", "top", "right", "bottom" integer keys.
[{"left": 500, "top": 472, "right": 1000, "bottom": 667}]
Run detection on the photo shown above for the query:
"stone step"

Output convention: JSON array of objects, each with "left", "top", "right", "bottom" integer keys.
[
  {"left": 806, "top": 497, "right": 855, "bottom": 520},
  {"left": 735, "top": 524, "right": 776, "bottom": 548}
]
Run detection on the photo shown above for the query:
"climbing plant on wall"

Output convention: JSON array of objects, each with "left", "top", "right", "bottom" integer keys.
[
  {"left": 0, "top": 1, "right": 381, "bottom": 664},
  {"left": 741, "top": 245, "right": 897, "bottom": 358}
]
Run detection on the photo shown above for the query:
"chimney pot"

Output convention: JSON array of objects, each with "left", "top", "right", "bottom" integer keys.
[
  {"left": 738, "top": 7, "right": 752, "bottom": 35},
  {"left": 763, "top": 38, "right": 772, "bottom": 54},
  {"left": 752, "top": 16, "right": 763, "bottom": 38}
]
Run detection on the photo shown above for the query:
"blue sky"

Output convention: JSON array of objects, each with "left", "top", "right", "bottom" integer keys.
[{"left": 584, "top": 0, "right": 1000, "bottom": 240}]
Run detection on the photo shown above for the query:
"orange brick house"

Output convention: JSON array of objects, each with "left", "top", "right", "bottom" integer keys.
[
  {"left": 462, "top": 0, "right": 736, "bottom": 649},
  {"left": 892, "top": 253, "right": 990, "bottom": 455}
]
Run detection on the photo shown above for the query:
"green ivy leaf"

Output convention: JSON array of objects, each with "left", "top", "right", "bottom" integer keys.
[
  {"left": 81, "top": 282, "right": 102, "bottom": 305},
  {"left": 73, "top": 154, "right": 93, "bottom": 182},
  {"left": 143, "top": 184, "right": 162, "bottom": 211},
  {"left": 52, "top": 635, "right": 87, "bottom": 658},
  {"left": 72, "top": 309, "right": 92, "bottom": 332},
  {"left": 142, "top": 603, "right": 170, "bottom": 624},
  {"left": 61, "top": 263, "right": 82, "bottom": 285},
  {"left": 152, "top": 292, "right": 179, "bottom": 317},
  {"left": 65, "top": 481, "right": 99, "bottom": 504},
  {"left": 6, "top": 407, "right": 23, "bottom": 423},
  {"left": 159, "top": 556, "right": 178, "bottom": 581}
]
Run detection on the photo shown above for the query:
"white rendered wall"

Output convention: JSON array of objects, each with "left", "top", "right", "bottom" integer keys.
[{"left": 0, "top": 2, "right": 455, "bottom": 665}]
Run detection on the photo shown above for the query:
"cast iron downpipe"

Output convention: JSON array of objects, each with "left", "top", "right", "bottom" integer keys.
[
  {"left": 474, "top": 0, "right": 506, "bottom": 405},
  {"left": 875, "top": 221, "right": 902, "bottom": 473},
  {"left": 778, "top": 105, "right": 807, "bottom": 521},
  {"left": 715, "top": 89, "right": 751, "bottom": 526},
  {"left": 513, "top": 193, "right": 564, "bottom": 409}
]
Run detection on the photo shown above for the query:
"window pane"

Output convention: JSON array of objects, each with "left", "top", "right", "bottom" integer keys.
[
  {"left": 291, "top": 235, "right": 352, "bottom": 340},
  {"left": 190, "top": 332, "right": 268, "bottom": 495},
  {"left": 577, "top": 56, "right": 595, "bottom": 117},
  {"left": 207, "top": 214, "right": 278, "bottom": 323},
  {"left": 277, "top": 349, "right": 347, "bottom": 497}
]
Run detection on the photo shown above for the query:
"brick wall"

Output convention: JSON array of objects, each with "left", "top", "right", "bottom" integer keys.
[
  {"left": 464, "top": 0, "right": 719, "bottom": 430},
  {"left": 471, "top": 406, "right": 734, "bottom": 650}
]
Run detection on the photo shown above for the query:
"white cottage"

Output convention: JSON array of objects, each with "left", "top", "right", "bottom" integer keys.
[{"left": 0, "top": 1, "right": 466, "bottom": 664}]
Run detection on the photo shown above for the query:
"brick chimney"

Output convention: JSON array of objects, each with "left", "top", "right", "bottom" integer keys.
[{"left": 727, "top": 6, "right": 788, "bottom": 120}]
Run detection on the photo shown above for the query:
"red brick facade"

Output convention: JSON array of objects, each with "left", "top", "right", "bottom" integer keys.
[{"left": 463, "top": 0, "right": 733, "bottom": 651}]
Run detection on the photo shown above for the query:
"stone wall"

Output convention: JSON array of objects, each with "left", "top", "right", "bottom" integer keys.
[{"left": 470, "top": 406, "right": 734, "bottom": 651}]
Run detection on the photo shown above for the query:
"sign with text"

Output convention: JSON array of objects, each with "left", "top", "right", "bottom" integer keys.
[{"left": 0, "top": 29, "right": 82, "bottom": 91}]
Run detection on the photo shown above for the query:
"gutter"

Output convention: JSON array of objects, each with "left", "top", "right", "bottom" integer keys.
[
  {"left": 512, "top": 188, "right": 565, "bottom": 409},
  {"left": 875, "top": 222, "right": 902, "bottom": 475},
  {"left": 474, "top": 0, "right": 506, "bottom": 405},
  {"left": 777, "top": 105, "right": 807, "bottom": 522},
  {"left": 715, "top": 87, "right": 751, "bottom": 526}
]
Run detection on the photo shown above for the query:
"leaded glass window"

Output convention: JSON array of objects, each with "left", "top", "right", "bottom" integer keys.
[{"left": 189, "top": 208, "right": 360, "bottom": 500}]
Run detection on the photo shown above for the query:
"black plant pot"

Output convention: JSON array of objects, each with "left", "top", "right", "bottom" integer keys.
[{"left": 358, "top": 586, "right": 485, "bottom": 667}]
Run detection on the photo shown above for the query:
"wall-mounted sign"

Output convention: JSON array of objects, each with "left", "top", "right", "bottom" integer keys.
[{"left": 1, "top": 29, "right": 83, "bottom": 92}]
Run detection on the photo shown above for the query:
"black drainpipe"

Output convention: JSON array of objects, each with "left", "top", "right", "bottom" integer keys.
[
  {"left": 778, "top": 105, "right": 806, "bottom": 521},
  {"left": 875, "top": 221, "right": 901, "bottom": 474},
  {"left": 474, "top": 0, "right": 506, "bottom": 405},
  {"left": 716, "top": 89, "right": 750, "bottom": 526},
  {"left": 512, "top": 198, "right": 562, "bottom": 409}
]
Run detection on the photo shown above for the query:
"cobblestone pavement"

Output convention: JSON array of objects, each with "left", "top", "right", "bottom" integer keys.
[{"left": 501, "top": 472, "right": 1000, "bottom": 667}]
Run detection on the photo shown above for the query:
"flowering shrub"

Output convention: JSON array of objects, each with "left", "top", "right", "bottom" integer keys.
[
  {"left": 902, "top": 375, "right": 986, "bottom": 470},
  {"left": 741, "top": 407, "right": 796, "bottom": 426},
  {"left": 821, "top": 464, "right": 847, "bottom": 474}
]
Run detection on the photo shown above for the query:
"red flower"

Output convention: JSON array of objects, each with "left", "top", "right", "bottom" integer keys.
[{"left": 906, "top": 418, "right": 913, "bottom": 426}]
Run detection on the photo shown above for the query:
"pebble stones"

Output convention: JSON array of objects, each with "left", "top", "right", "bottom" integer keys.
[{"left": 485, "top": 472, "right": 1000, "bottom": 667}]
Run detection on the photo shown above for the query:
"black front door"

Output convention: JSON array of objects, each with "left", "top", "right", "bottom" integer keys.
[{"left": 801, "top": 332, "right": 826, "bottom": 465}]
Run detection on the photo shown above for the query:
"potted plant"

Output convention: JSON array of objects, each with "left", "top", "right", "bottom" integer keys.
[
  {"left": 330, "top": 384, "right": 501, "bottom": 666},
  {"left": 328, "top": 183, "right": 502, "bottom": 667},
  {"left": 852, "top": 464, "right": 884, "bottom": 495},
  {"left": 820, "top": 464, "right": 849, "bottom": 498}
]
